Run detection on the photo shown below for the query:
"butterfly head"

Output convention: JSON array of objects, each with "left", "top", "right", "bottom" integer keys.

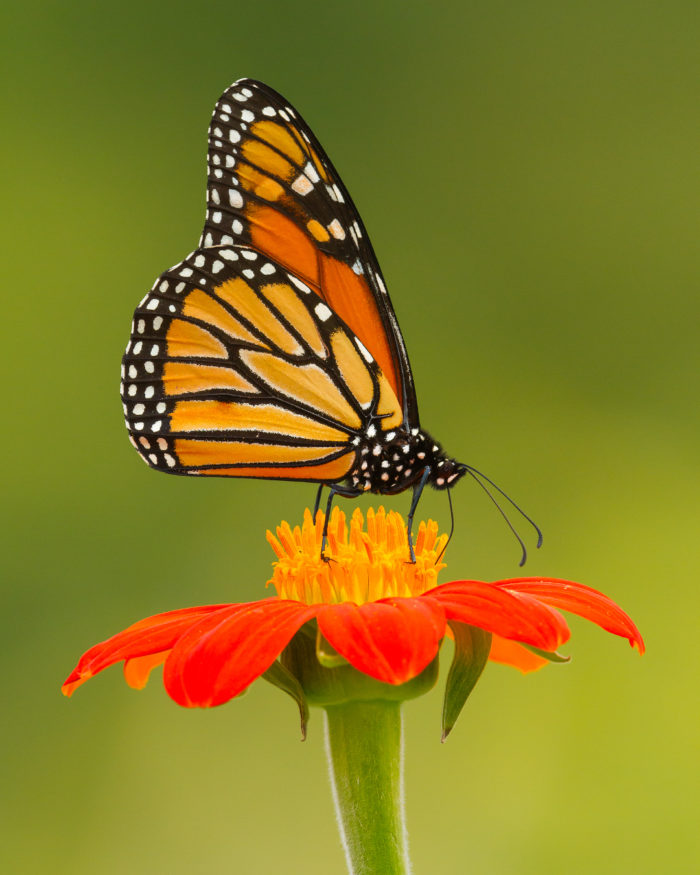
[{"left": 428, "top": 456, "right": 467, "bottom": 491}]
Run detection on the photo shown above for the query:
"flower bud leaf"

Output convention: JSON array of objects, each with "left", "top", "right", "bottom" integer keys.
[
  {"left": 441, "top": 622, "right": 491, "bottom": 742},
  {"left": 520, "top": 643, "right": 571, "bottom": 664},
  {"left": 262, "top": 660, "right": 310, "bottom": 740}
]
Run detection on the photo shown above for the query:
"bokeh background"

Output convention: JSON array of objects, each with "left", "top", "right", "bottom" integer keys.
[{"left": 3, "top": 1, "right": 697, "bottom": 872}]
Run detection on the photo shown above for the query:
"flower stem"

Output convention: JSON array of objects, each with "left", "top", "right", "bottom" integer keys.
[{"left": 324, "top": 701, "right": 411, "bottom": 875}]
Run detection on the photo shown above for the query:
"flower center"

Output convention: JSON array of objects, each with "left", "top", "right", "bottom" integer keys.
[{"left": 266, "top": 506, "right": 447, "bottom": 605}]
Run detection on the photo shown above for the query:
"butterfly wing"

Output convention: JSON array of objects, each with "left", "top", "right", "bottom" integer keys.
[
  {"left": 198, "top": 78, "right": 419, "bottom": 425},
  {"left": 121, "top": 245, "right": 404, "bottom": 480}
]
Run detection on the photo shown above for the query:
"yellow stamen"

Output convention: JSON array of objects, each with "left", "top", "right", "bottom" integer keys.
[{"left": 266, "top": 507, "right": 448, "bottom": 605}]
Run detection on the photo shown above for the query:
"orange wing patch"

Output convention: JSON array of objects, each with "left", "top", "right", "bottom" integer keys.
[
  {"left": 330, "top": 330, "right": 374, "bottom": 411},
  {"left": 248, "top": 206, "right": 320, "bottom": 285},
  {"left": 376, "top": 373, "right": 403, "bottom": 429},
  {"left": 307, "top": 220, "right": 330, "bottom": 242},
  {"left": 166, "top": 319, "right": 228, "bottom": 359},
  {"left": 182, "top": 288, "right": 264, "bottom": 346},
  {"left": 319, "top": 255, "right": 400, "bottom": 402},
  {"left": 162, "top": 362, "right": 257, "bottom": 395},
  {"left": 240, "top": 138, "right": 295, "bottom": 184},
  {"left": 214, "top": 277, "right": 303, "bottom": 355},
  {"left": 170, "top": 400, "right": 347, "bottom": 442},
  {"left": 240, "top": 349, "right": 361, "bottom": 429},
  {"left": 194, "top": 453, "right": 355, "bottom": 481},
  {"left": 249, "top": 120, "right": 305, "bottom": 166},
  {"left": 259, "top": 283, "right": 328, "bottom": 358},
  {"left": 175, "top": 439, "right": 348, "bottom": 468}
]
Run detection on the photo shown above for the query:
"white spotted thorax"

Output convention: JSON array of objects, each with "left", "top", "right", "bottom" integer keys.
[{"left": 350, "top": 426, "right": 466, "bottom": 495}]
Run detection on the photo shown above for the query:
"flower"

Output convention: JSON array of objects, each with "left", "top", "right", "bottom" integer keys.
[{"left": 62, "top": 507, "right": 644, "bottom": 709}]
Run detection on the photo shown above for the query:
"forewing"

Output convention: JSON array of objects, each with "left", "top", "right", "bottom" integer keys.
[
  {"left": 198, "top": 78, "right": 418, "bottom": 423},
  {"left": 121, "top": 246, "right": 403, "bottom": 480}
]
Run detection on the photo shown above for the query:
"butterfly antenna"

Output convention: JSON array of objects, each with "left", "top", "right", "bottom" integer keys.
[
  {"left": 464, "top": 468, "right": 538, "bottom": 567},
  {"left": 466, "top": 465, "right": 543, "bottom": 548}
]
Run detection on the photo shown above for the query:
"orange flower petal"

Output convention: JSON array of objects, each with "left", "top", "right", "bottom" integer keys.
[
  {"left": 123, "top": 651, "right": 169, "bottom": 689},
  {"left": 428, "top": 581, "right": 571, "bottom": 653},
  {"left": 163, "top": 599, "right": 316, "bottom": 707},
  {"left": 317, "top": 598, "right": 446, "bottom": 685},
  {"left": 62, "top": 605, "right": 226, "bottom": 696},
  {"left": 496, "top": 578, "right": 645, "bottom": 653},
  {"left": 487, "top": 635, "right": 550, "bottom": 673}
]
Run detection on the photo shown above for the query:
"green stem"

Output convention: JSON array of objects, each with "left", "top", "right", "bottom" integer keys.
[{"left": 324, "top": 701, "right": 411, "bottom": 875}]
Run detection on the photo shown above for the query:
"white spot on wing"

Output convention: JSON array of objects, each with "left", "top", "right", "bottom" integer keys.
[
  {"left": 314, "top": 302, "right": 332, "bottom": 321},
  {"left": 292, "top": 175, "right": 313, "bottom": 195},
  {"left": 304, "top": 162, "right": 320, "bottom": 183},
  {"left": 355, "top": 338, "right": 373, "bottom": 363},
  {"left": 328, "top": 219, "right": 345, "bottom": 240},
  {"left": 287, "top": 274, "right": 311, "bottom": 293}
]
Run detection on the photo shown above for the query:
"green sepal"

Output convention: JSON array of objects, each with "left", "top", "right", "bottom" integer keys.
[
  {"left": 441, "top": 622, "right": 492, "bottom": 742},
  {"left": 262, "top": 659, "right": 310, "bottom": 740},
  {"left": 521, "top": 643, "right": 571, "bottom": 663},
  {"left": 316, "top": 625, "right": 349, "bottom": 668},
  {"left": 281, "top": 620, "right": 440, "bottom": 707}
]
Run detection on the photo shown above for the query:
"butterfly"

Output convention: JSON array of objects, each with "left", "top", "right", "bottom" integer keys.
[{"left": 121, "top": 79, "right": 540, "bottom": 561}]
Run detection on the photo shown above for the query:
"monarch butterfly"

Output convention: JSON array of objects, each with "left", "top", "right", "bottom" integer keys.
[{"left": 122, "top": 79, "right": 540, "bottom": 561}]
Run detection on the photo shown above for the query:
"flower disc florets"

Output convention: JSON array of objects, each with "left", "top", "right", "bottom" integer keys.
[{"left": 267, "top": 507, "right": 448, "bottom": 605}]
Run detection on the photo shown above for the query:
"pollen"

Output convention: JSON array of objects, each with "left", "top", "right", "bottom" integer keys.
[{"left": 266, "top": 506, "right": 448, "bottom": 605}]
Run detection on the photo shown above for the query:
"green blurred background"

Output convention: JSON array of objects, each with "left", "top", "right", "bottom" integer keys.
[{"left": 2, "top": 1, "right": 697, "bottom": 872}]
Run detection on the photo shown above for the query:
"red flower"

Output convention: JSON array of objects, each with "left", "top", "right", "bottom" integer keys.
[{"left": 63, "top": 508, "right": 644, "bottom": 708}]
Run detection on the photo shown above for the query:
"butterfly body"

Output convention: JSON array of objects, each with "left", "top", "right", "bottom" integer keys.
[{"left": 122, "top": 78, "right": 466, "bottom": 515}]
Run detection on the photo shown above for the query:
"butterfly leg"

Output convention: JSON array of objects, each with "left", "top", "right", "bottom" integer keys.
[
  {"left": 313, "top": 483, "right": 325, "bottom": 522},
  {"left": 321, "top": 483, "right": 361, "bottom": 559},
  {"left": 406, "top": 466, "right": 432, "bottom": 563}
]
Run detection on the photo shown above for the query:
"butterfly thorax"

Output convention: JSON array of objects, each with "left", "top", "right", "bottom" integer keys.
[{"left": 348, "top": 426, "right": 466, "bottom": 496}]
